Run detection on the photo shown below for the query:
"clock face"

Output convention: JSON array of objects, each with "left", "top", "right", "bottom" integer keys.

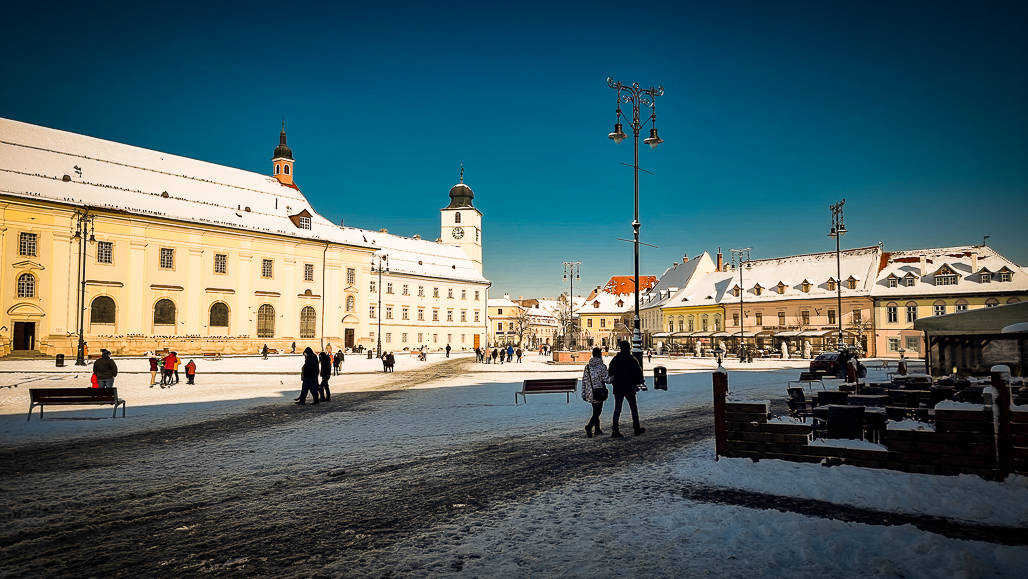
[{"left": 452, "top": 226, "right": 464, "bottom": 239}]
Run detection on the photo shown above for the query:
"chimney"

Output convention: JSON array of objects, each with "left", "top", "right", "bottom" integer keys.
[
  {"left": 919, "top": 255, "right": 927, "bottom": 277},
  {"left": 682, "top": 253, "right": 689, "bottom": 263},
  {"left": 970, "top": 251, "right": 978, "bottom": 273},
  {"left": 716, "top": 248, "right": 724, "bottom": 272},
  {"left": 673, "top": 262, "right": 678, "bottom": 270},
  {"left": 504, "top": 293, "right": 511, "bottom": 300},
  {"left": 379, "top": 228, "right": 388, "bottom": 233}
]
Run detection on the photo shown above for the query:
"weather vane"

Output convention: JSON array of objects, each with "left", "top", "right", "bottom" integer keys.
[{"left": 459, "top": 162, "right": 464, "bottom": 184}]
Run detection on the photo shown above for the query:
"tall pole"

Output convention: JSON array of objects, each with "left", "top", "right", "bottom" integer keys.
[
  {"left": 730, "top": 248, "right": 751, "bottom": 361},
  {"left": 562, "top": 261, "right": 581, "bottom": 350},
  {"left": 829, "top": 200, "right": 846, "bottom": 351},
  {"left": 74, "top": 210, "right": 93, "bottom": 366},
  {"left": 607, "top": 77, "right": 663, "bottom": 366},
  {"left": 372, "top": 254, "right": 388, "bottom": 357}
]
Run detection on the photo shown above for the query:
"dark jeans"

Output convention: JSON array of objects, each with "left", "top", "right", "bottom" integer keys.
[
  {"left": 298, "top": 378, "right": 320, "bottom": 403},
  {"left": 173, "top": 370, "right": 179, "bottom": 384},
  {"left": 162, "top": 369, "right": 173, "bottom": 385},
  {"left": 586, "top": 402, "right": 604, "bottom": 431},
  {"left": 612, "top": 388, "right": 640, "bottom": 431},
  {"left": 186, "top": 374, "right": 195, "bottom": 384},
  {"left": 319, "top": 376, "right": 331, "bottom": 401}
]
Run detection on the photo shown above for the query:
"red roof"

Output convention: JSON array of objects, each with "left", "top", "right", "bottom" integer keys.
[{"left": 602, "top": 275, "right": 658, "bottom": 295}]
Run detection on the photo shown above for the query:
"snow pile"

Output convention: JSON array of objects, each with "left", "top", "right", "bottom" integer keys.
[{"left": 886, "top": 419, "right": 935, "bottom": 432}]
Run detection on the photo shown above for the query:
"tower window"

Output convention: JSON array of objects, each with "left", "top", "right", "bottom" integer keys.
[
  {"left": 455, "top": 212, "right": 461, "bottom": 224},
  {"left": 275, "top": 164, "right": 280, "bottom": 175},
  {"left": 17, "top": 273, "right": 36, "bottom": 298},
  {"left": 284, "top": 164, "right": 290, "bottom": 175}
]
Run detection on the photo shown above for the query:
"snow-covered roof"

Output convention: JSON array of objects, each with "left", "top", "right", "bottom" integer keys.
[
  {"left": 872, "top": 246, "right": 1028, "bottom": 297},
  {"left": 582, "top": 276, "right": 655, "bottom": 315},
  {"left": 362, "top": 230, "right": 487, "bottom": 284},
  {"left": 642, "top": 252, "right": 717, "bottom": 310},
  {"left": 487, "top": 296, "right": 521, "bottom": 309},
  {"left": 671, "top": 246, "right": 882, "bottom": 306}
]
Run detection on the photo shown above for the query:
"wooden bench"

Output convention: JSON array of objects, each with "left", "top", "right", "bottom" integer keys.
[
  {"left": 28, "top": 388, "right": 126, "bottom": 421},
  {"left": 788, "top": 371, "right": 827, "bottom": 391},
  {"left": 515, "top": 378, "right": 578, "bottom": 404}
]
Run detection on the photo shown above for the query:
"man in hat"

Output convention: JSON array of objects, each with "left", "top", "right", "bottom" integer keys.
[{"left": 93, "top": 349, "right": 118, "bottom": 388}]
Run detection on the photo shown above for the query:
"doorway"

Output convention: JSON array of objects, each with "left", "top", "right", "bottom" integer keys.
[
  {"left": 473, "top": 334, "right": 480, "bottom": 349},
  {"left": 13, "top": 322, "right": 36, "bottom": 350},
  {"left": 344, "top": 328, "right": 355, "bottom": 349}
]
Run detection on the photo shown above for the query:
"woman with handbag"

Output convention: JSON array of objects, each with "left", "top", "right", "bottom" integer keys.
[{"left": 581, "top": 347, "right": 610, "bottom": 437}]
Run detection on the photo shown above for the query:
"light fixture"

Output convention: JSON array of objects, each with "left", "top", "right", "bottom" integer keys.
[
  {"left": 608, "top": 122, "right": 627, "bottom": 144},
  {"left": 643, "top": 128, "right": 663, "bottom": 149}
]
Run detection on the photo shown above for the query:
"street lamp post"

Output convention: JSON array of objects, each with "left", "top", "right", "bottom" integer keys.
[
  {"left": 729, "top": 248, "right": 751, "bottom": 362},
  {"left": 828, "top": 199, "right": 847, "bottom": 351},
  {"left": 73, "top": 210, "right": 95, "bottom": 366},
  {"left": 371, "top": 254, "right": 389, "bottom": 357},
  {"left": 562, "top": 261, "right": 581, "bottom": 350},
  {"left": 607, "top": 77, "right": 664, "bottom": 366}
]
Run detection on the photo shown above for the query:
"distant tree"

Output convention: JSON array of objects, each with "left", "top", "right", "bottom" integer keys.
[{"left": 510, "top": 307, "right": 530, "bottom": 347}]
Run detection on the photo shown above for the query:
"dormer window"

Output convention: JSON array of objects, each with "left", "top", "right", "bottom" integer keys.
[
  {"left": 732, "top": 285, "right": 741, "bottom": 298},
  {"left": 846, "top": 276, "right": 858, "bottom": 290},
  {"left": 288, "top": 209, "right": 314, "bottom": 230},
  {"left": 298, "top": 216, "right": 311, "bottom": 230},
  {"left": 753, "top": 284, "right": 763, "bottom": 296},
  {"left": 887, "top": 276, "right": 898, "bottom": 288},
  {"left": 800, "top": 280, "right": 811, "bottom": 293},
  {"left": 935, "top": 274, "right": 957, "bottom": 286},
  {"left": 903, "top": 274, "right": 917, "bottom": 287},
  {"left": 999, "top": 269, "right": 1012, "bottom": 282},
  {"left": 980, "top": 273, "right": 991, "bottom": 283},
  {"left": 593, "top": 301, "right": 600, "bottom": 308},
  {"left": 776, "top": 282, "right": 786, "bottom": 295},
  {"left": 616, "top": 300, "right": 624, "bottom": 308},
  {"left": 826, "top": 279, "right": 836, "bottom": 291}
]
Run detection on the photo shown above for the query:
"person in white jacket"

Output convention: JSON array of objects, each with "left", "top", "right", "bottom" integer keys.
[{"left": 581, "top": 347, "right": 610, "bottom": 437}]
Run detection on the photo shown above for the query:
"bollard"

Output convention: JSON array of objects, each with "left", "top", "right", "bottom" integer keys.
[
  {"left": 713, "top": 368, "right": 729, "bottom": 459},
  {"left": 991, "top": 365, "right": 1013, "bottom": 476},
  {"left": 55, "top": 353, "right": 65, "bottom": 367},
  {"left": 653, "top": 366, "right": 668, "bottom": 390}
]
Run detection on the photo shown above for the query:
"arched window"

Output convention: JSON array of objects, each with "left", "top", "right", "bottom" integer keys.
[
  {"left": 154, "top": 299, "right": 176, "bottom": 325},
  {"left": 346, "top": 295, "right": 355, "bottom": 312},
  {"left": 985, "top": 298, "right": 999, "bottom": 308},
  {"left": 300, "top": 306, "right": 316, "bottom": 339},
  {"left": 688, "top": 316, "right": 695, "bottom": 332},
  {"left": 1008, "top": 297, "right": 1021, "bottom": 304},
  {"left": 701, "top": 315, "right": 709, "bottom": 332},
  {"left": 209, "top": 302, "right": 229, "bottom": 327},
  {"left": 283, "top": 164, "right": 290, "bottom": 175},
  {"left": 455, "top": 212, "right": 462, "bottom": 224},
  {"left": 257, "top": 304, "right": 275, "bottom": 337},
  {"left": 933, "top": 300, "right": 946, "bottom": 317},
  {"left": 275, "top": 164, "right": 280, "bottom": 175},
  {"left": 714, "top": 315, "right": 722, "bottom": 332},
  {"left": 90, "top": 296, "right": 116, "bottom": 324},
  {"left": 16, "top": 273, "right": 35, "bottom": 298}
]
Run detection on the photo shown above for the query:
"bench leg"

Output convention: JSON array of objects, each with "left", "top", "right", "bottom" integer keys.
[{"left": 27, "top": 402, "right": 36, "bottom": 422}]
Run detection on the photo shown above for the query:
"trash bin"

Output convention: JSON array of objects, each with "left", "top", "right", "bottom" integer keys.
[
  {"left": 653, "top": 366, "right": 668, "bottom": 390},
  {"left": 55, "top": 353, "right": 65, "bottom": 367},
  {"left": 367, "top": 350, "right": 374, "bottom": 359}
]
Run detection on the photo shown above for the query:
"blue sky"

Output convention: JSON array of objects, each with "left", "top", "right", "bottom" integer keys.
[{"left": 2, "top": 0, "right": 1025, "bottom": 297}]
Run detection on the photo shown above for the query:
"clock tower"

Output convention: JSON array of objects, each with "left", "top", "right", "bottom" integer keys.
[{"left": 440, "top": 169, "right": 482, "bottom": 273}]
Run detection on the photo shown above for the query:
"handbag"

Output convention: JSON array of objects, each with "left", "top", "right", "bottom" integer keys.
[{"left": 592, "top": 384, "right": 609, "bottom": 402}]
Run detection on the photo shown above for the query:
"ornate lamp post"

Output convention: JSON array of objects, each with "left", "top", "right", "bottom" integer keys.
[
  {"left": 73, "top": 210, "right": 95, "bottom": 365},
  {"left": 562, "top": 261, "right": 581, "bottom": 350},
  {"left": 729, "top": 247, "right": 751, "bottom": 362},
  {"left": 828, "top": 199, "right": 847, "bottom": 351},
  {"left": 371, "top": 253, "right": 389, "bottom": 357},
  {"left": 607, "top": 77, "right": 664, "bottom": 365}
]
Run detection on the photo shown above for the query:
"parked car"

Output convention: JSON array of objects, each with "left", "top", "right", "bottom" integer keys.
[{"left": 809, "top": 352, "right": 841, "bottom": 375}]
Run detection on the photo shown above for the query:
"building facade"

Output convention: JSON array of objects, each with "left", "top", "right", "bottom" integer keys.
[
  {"left": 0, "top": 117, "right": 489, "bottom": 357},
  {"left": 578, "top": 275, "right": 658, "bottom": 348}
]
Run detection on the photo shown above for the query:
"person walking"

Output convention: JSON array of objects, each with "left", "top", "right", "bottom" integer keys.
[
  {"left": 262, "top": 344, "right": 269, "bottom": 359},
  {"left": 93, "top": 349, "right": 118, "bottom": 388},
  {"left": 491, "top": 348, "right": 498, "bottom": 364},
  {"left": 381, "top": 352, "right": 389, "bottom": 372},
  {"left": 318, "top": 350, "right": 332, "bottom": 402},
  {"left": 161, "top": 351, "right": 177, "bottom": 387},
  {"left": 581, "top": 347, "right": 609, "bottom": 437},
  {"left": 647, "top": 349, "right": 653, "bottom": 363},
  {"left": 445, "top": 344, "right": 451, "bottom": 358},
  {"left": 295, "top": 347, "right": 320, "bottom": 405},
  {"left": 606, "top": 340, "right": 645, "bottom": 437},
  {"left": 148, "top": 354, "right": 159, "bottom": 387},
  {"left": 516, "top": 348, "right": 523, "bottom": 363},
  {"left": 334, "top": 349, "right": 344, "bottom": 375},
  {"left": 386, "top": 351, "right": 396, "bottom": 373},
  {"left": 185, "top": 359, "right": 197, "bottom": 384},
  {"left": 172, "top": 352, "right": 181, "bottom": 384},
  {"left": 507, "top": 345, "right": 514, "bottom": 363}
]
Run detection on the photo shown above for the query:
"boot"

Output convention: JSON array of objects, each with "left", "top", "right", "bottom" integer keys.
[
  {"left": 585, "top": 424, "right": 593, "bottom": 438},
  {"left": 634, "top": 426, "right": 646, "bottom": 436},
  {"left": 611, "top": 427, "right": 623, "bottom": 438},
  {"left": 594, "top": 426, "right": 603, "bottom": 435}
]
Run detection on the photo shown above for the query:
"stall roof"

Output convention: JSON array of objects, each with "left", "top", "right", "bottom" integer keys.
[{"left": 913, "top": 302, "right": 1028, "bottom": 335}]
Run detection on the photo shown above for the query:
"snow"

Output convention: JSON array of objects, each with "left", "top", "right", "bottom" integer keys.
[
  {"left": 872, "top": 246, "right": 1028, "bottom": 297},
  {"left": 887, "top": 419, "right": 935, "bottom": 431},
  {"left": 935, "top": 400, "right": 988, "bottom": 411},
  {"left": 809, "top": 438, "right": 888, "bottom": 451}
]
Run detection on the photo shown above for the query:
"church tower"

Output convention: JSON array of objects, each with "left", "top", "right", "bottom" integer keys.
[
  {"left": 272, "top": 122, "right": 294, "bottom": 186},
  {"left": 440, "top": 166, "right": 482, "bottom": 273}
]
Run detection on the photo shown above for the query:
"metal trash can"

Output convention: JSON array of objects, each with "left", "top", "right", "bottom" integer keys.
[
  {"left": 55, "top": 353, "right": 65, "bottom": 367},
  {"left": 367, "top": 350, "right": 374, "bottom": 359},
  {"left": 653, "top": 366, "right": 668, "bottom": 390}
]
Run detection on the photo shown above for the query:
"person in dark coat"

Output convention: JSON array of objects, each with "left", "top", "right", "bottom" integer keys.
[
  {"left": 333, "top": 349, "right": 344, "bottom": 375},
  {"left": 606, "top": 340, "right": 645, "bottom": 437},
  {"left": 386, "top": 352, "right": 396, "bottom": 372},
  {"left": 148, "top": 355, "right": 159, "bottom": 387},
  {"left": 445, "top": 344, "right": 451, "bottom": 358},
  {"left": 318, "top": 350, "right": 332, "bottom": 402},
  {"left": 262, "top": 344, "right": 269, "bottom": 360},
  {"left": 93, "top": 349, "right": 118, "bottom": 388},
  {"left": 296, "top": 347, "right": 320, "bottom": 405}
]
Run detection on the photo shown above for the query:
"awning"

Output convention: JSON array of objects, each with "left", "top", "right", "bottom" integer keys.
[
  {"left": 914, "top": 302, "right": 1028, "bottom": 335},
  {"left": 775, "top": 330, "right": 803, "bottom": 337},
  {"left": 729, "top": 331, "right": 757, "bottom": 338},
  {"left": 653, "top": 332, "right": 672, "bottom": 338},
  {"left": 691, "top": 331, "right": 713, "bottom": 338},
  {"left": 711, "top": 332, "right": 731, "bottom": 338},
  {"left": 671, "top": 331, "right": 693, "bottom": 337},
  {"left": 799, "top": 330, "right": 827, "bottom": 337}
]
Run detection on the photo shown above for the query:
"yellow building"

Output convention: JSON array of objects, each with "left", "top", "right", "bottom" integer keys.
[
  {"left": 1, "top": 117, "right": 488, "bottom": 357},
  {"left": 578, "top": 275, "right": 658, "bottom": 349},
  {"left": 487, "top": 295, "right": 525, "bottom": 346}
]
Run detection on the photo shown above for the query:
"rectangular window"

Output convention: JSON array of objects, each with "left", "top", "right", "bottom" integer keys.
[
  {"left": 587, "top": 319, "right": 593, "bottom": 328},
  {"left": 418, "top": 308, "right": 425, "bottom": 321},
  {"left": 447, "top": 310, "right": 453, "bottom": 321},
  {"left": 433, "top": 287, "right": 440, "bottom": 298},
  {"left": 600, "top": 318, "right": 606, "bottom": 328},
  {"left": 934, "top": 304, "right": 945, "bottom": 316},
  {"left": 497, "top": 322, "right": 503, "bottom": 331},
  {"left": 402, "top": 306, "right": 409, "bottom": 320},
  {"left": 347, "top": 268, "right": 356, "bottom": 285},
  {"left": 386, "top": 282, "right": 393, "bottom": 294},
  {"left": 298, "top": 215, "right": 311, "bottom": 230},
  {"left": 999, "top": 272, "right": 1012, "bottom": 282},
  {"left": 887, "top": 306, "right": 898, "bottom": 323},
  {"left": 755, "top": 313, "right": 763, "bottom": 326},
  {"left": 160, "top": 247, "right": 175, "bottom": 269},
  {"left": 777, "top": 312, "right": 786, "bottom": 326},
  {"left": 474, "top": 311, "right": 480, "bottom": 322},
  {"left": 474, "top": 290, "right": 480, "bottom": 300},
  {"left": 460, "top": 311, "right": 467, "bottom": 322},
  {"left": 261, "top": 258, "right": 273, "bottom": 278},
  {"left": 19, "top": 232, "right": 37, "bottom": 256},
  {"left": 936, "top": 275, "right": 957, "bottom": 286},
  {"left": 956, "top": 303, "right": 968, "bottom": 312},
  {"left": 827, "top": 310, "right": 836, "bottom": 325},
  {"left": 370, "top": 280, "right": 376, "bottom": 293},
  {"left": 888, "top": 338, "right": 900, "bottom": 352},
  {"left": 461, "top": 289, "right": 467, "bottom": 300},
  {"left": 433, "top": 333, "right": 438, "bottom": 343},
  {"left": 906, "top": 305, "right": 917, "bottom": 323},
  {"left": 402, "top": 284, "right": 409, "bottom": 295},
  {"left": 801, "top": 311, "right": 810, "bottom": 325},
  {"left": 304, "top": 263, "right": 314, "bottom": 281},
  {"left": 385, "top": 306, "right": 393, "bottom": 319},
  {"left": 980, "top": 274, "right": 991, "bottom": 283},
  {"left": 904, "top": 277, "right": 916, "bottom": 287},
  {"left": 432, "top": 310, "right": 439, "bottom": 321},
  {"left": 418, "top": 286, "right": 425, "bottom": 297},
  {"left": 887, "top": 277, "right": 897, "bottom": 288},
  {"left": 214, "top": 253, "right": 227, "bottom": 274},
  {"left": 905, "top": 336, "right": 920, "bottom": 352},
  {"left": 369, "top": 305, "right": 376, "bottom": 319},
  {"left": 96, "top": 241, "right": 113, "bottom": 264},
  {"left": 448, "top": 288, "right": 454, "bottom": 299},
  {"left": 418, "top": 333, "right": 424, "bottom": 343},
  {"left": 402, "top": 332, "right": 408, "bottom": 343},
  {"left": 369, "top": 331, "right": 375, "bottom": 342},
  {"left": 852, "top": 310, "right": 862, "bottom": 323},
  {"left": 385, "top": 332, "right": 392, "bottom": 343},
  {"left": 733, "top": 313, "right": 740, "bottom": 326}
]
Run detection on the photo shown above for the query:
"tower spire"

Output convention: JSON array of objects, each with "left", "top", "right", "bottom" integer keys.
[
  {"left": 272, "top": 121, "right": 295, "bottom": 185},
  {"left": 459, "top": 162, "right": 464, "bottom": 184}
]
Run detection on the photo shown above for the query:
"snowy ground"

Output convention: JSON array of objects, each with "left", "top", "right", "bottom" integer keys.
[{"left": 2, "top": 354, "right": 1025, "bottom": 577}]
